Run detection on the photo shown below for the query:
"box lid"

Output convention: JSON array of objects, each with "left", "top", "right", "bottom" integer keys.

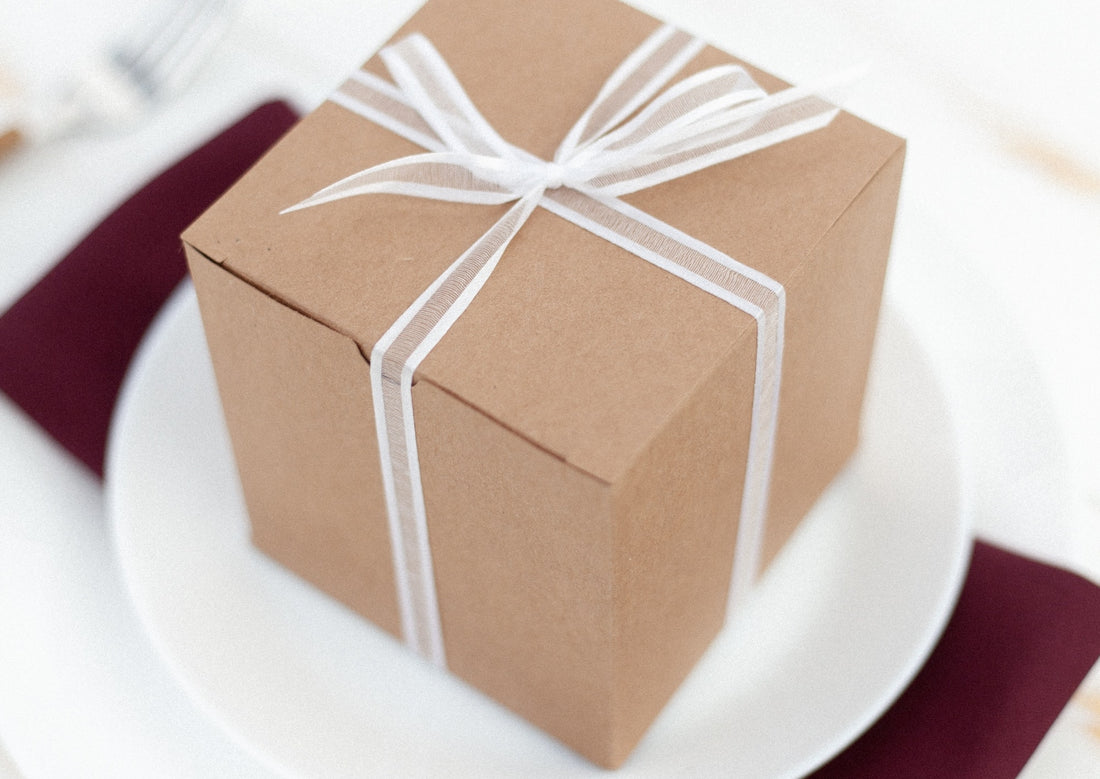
[{"left": 182, "top": 0, "right": 903, "bottom": 484}]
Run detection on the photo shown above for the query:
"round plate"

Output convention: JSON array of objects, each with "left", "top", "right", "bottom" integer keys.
[{"left": 106, "top": 283, "right": 970, "bottom": 778}]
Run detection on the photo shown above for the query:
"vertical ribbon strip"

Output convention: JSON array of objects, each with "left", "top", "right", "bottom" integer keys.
[{"left": 284, "top": 25, "right": 842, "bottom": 667}]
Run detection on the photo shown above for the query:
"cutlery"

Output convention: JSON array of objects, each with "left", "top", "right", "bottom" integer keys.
[{"left": 0, "top": 0, "right": 232, "bottom": 158}]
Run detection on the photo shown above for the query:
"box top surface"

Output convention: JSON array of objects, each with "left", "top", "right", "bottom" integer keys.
[{"left": 183, "top": 0, "right": 903, "bottom": 483}]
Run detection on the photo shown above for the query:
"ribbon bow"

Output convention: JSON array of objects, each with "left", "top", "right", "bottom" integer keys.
[{"left": 285, "top": 25, "right": 843, "bottom": 667}]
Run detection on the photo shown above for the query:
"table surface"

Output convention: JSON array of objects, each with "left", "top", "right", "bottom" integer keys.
[{"left": 1, "top": 1, "right": 1098, "bottom": 776}]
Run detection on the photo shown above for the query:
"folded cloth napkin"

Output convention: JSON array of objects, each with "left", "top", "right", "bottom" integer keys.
[
  {"left": 1, "top": 98, "right": 1098, "bottom": 776},
  {"left": 0, "top": 100, "right": 299, "bottom": 477},
  {"left": 812, "top": 540, "right": 1100, "bottom": 778}
]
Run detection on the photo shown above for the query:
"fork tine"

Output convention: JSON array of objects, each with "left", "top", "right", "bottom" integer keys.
[
  {"left": 145, "top": 0, "right": 232, "bottom": 96},
  {"left": 7, "top": 0, "right": 232, "bottom": 146},
  {"left": 111, "top": 0, "right": 231, "bottom": 99}
]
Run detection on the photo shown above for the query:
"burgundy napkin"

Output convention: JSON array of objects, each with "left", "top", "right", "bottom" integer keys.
[
  {"left": 0, "top": 100, "right": 299, "bottom": 477},
  {"left": 814, "top": 540, "right": 1100, "bottom": 778}
]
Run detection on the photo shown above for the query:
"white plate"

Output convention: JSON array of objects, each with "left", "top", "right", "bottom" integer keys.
[{"left": 106, "top": 283, "right": 971, "bottom": 778}]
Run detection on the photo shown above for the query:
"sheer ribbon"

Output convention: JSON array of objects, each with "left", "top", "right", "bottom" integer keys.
[{"left": 284, "top": 25, "right": 843, "bottom": 667}]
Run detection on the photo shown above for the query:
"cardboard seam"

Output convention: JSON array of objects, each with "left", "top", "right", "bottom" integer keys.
[
  {"left": 189, "top": 239, "right": 617, "bottom": 487},
  {"left": 185, "top": 240, "right": 407, "bottom": 387},
  {"left": 420, "top": 374, "right": 616, "bottom": 487}
]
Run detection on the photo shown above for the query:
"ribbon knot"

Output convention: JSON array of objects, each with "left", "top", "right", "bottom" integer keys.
[
  {"left": 284, "top": 24, "right": 849, "bottom": 667},
  {"left": 541, "top": 161, "right": 569, "bottom": 190}
]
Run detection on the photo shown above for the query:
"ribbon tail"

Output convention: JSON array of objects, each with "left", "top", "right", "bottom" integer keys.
[
  {"left": 281, "top": 151, "right": 530, "bottom": 214},
  {"left": 369, "top": 189, "right": 544, "bottom": 665}
]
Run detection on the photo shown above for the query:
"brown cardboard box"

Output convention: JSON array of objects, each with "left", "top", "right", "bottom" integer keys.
[{"left": 182, "top": 0, "right": 904, "bottom": 767}]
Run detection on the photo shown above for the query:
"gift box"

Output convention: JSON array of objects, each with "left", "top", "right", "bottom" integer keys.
[{"left": 182, "top": 0, "right": 904, "bottom": 767}]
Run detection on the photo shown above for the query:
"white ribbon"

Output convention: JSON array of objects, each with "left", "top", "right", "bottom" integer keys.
[{"left": 284, "top": 25, "right": 842, "bottom": 667}]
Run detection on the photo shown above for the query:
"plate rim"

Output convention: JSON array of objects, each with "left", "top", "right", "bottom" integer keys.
[{"left": 105, "top": 282, "right": 972, "bottom": 778}]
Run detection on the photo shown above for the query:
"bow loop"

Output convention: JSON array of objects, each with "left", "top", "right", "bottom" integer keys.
[
  {"left": 381, "top": 33, "right": 518, "bottom": 160},
  {"left": 562, "top": 65, "right": 766, "bottom": 166},
  {"left": 555, "top": 25, "right": 706, "bottom": 160},
  {"left": 580, "top": 90, "right": 841, "bottom": 196},
  {"left": 294, "top": 30, "right": 851, "bottom": 208}
]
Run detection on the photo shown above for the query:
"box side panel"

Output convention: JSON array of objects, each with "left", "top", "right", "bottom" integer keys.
[
  {"left": 413, "top": 378, "right": 616, "bottom": 765},
  {"left": 186, "top": 245, "right": 400, "bottom": 637},
  {"left": 609, "top": 334, "right": 756, "bottom": 765},
  {"left": 764, "top": 143, "right": 907, "bottom": 565}
]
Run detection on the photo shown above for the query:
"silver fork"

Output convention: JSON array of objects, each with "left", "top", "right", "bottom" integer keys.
[{"left": 1, "top": 0, "right": 233, "bottom": 155}]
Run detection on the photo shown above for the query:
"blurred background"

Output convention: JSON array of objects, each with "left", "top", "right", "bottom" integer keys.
[{"left": 1, "top": 0, "right": 1097, "bottom": 775}]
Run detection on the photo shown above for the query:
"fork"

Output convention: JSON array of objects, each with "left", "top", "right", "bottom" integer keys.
[{"left": 1, "top": 0, "right": 233, "bottom": 157}]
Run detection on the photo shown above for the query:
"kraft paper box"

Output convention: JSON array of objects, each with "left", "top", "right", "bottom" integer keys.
[{"left": 182, "top": 0, "right": 904, "bottom": 767}]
